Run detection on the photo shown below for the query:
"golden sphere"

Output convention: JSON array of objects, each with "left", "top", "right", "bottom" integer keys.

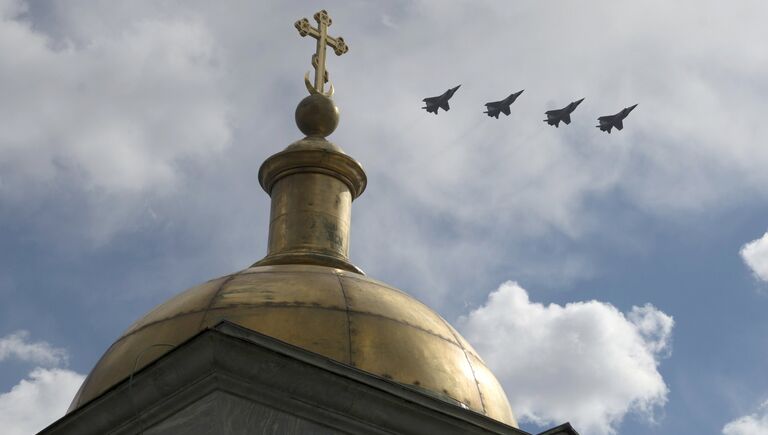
[
  {"left": 295, "top": 94, "right": 339, "bottom": 137},
  {"left": 68, "top": 265, "right": 517, "bottom": 427}
]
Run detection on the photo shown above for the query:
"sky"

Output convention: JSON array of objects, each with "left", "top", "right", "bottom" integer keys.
[{"left": 1, "top": 0, "right": 768, "bottom": 433}]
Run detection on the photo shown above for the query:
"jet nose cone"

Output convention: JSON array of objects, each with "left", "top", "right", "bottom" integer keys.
[
  {"left": 575, "top": 98, "right": 585, "bottom": 105},
  {"left": 452, "top": 85, "right": 461, "bottom": 92},
  {"left": 627, "top": 104, "right": 638, "bottom": 112}
]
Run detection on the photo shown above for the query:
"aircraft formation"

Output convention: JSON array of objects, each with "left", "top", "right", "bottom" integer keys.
[{"left": 422, "top": 85, "right": 637, "bottom": 134}]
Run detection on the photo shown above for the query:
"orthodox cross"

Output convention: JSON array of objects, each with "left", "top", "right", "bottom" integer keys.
[{"left": 295, "top": 10, "right": 348, "bottom": 96}]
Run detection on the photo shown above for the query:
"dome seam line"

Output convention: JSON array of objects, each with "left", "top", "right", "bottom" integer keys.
[
  {"left": 197, "top": 274, "right": 239, "bottom": 330},
  {"left": 114, "top": 304, "right": 465, "bottom": 351},
  {"left": 70, "top": 337, "right": 121, "bottom": 409},
  {"left": 439, "top": 318, "right": 488, "bottom": 415},
  {"left": 334, "top": 273, "right": 354, "bottom": 366}
]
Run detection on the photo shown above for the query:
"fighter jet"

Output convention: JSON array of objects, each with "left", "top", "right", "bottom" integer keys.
[
  {"left": 544, "top": 98, "right": 585, "bottom": 127},
  {"left": 484, "top": 90, "right": 524, "bottom": 119},
  {"left": 597, "top": 104, "right": 638, "bottom": 133},
  {"left": 422, "top": 85, "right": 461, "bottom": 114}
]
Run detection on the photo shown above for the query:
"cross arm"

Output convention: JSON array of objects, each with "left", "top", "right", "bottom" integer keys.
[
  {"left": 295, "top": 18, "right": 320, "bottom": 39},
  {"left": 325, "top": 35, "right": 348, "bottom": 56}
]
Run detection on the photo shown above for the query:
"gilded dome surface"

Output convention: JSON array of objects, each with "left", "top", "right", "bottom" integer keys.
[{"left": 69, "top": 264, "right": 517, "bottom": 427}]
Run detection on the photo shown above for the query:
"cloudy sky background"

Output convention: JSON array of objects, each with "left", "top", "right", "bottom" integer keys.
[{"left": 2, "top": 0, "right": 768, "bottom": 433}]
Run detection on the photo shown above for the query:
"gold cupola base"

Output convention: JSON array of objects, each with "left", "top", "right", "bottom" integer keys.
[{"left": 68, "top": 264, "right": 517, "bottom": 427}]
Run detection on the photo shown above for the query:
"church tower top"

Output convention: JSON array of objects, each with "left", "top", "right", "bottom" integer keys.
[{"left": 253, "top": 10, "right": 366, "bottom": 273}]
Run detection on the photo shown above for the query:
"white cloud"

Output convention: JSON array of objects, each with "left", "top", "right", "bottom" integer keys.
[
  {"left": 740, "top": 232, "right": 768, "bottom": 283},
  {"left": 0, "top": 368, "right": 85, "bottom": 435},
  {"left": 0, "top": 0, "right": 230, "bottom": 195},
  {"left": 0, "top": 330, "right": 67, "bottom": 366},
  {"left": 459, "top": 281, "right": 673, "bottom": 435},
  {"left": 722, "top": 401, "right": 768, "bottom": 435},
  {"left": 0, "top": 330, "right": 86, "bottom": 433}
]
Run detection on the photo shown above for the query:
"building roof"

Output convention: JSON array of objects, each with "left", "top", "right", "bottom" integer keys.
[{"left": 47, "top": 322, "right": 532, "bottom": 435}]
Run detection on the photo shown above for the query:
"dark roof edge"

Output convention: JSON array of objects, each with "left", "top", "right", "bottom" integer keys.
[{"left": 536, "top": 422, "right": 580, "bottom": 435}]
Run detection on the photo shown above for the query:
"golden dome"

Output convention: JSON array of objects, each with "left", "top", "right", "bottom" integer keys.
[
  {"left": 68, "top": 264, "right": 516, "bottom": 426},
  {"left": 69, "top": 19, "right": 517, "bottom": 426}
]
